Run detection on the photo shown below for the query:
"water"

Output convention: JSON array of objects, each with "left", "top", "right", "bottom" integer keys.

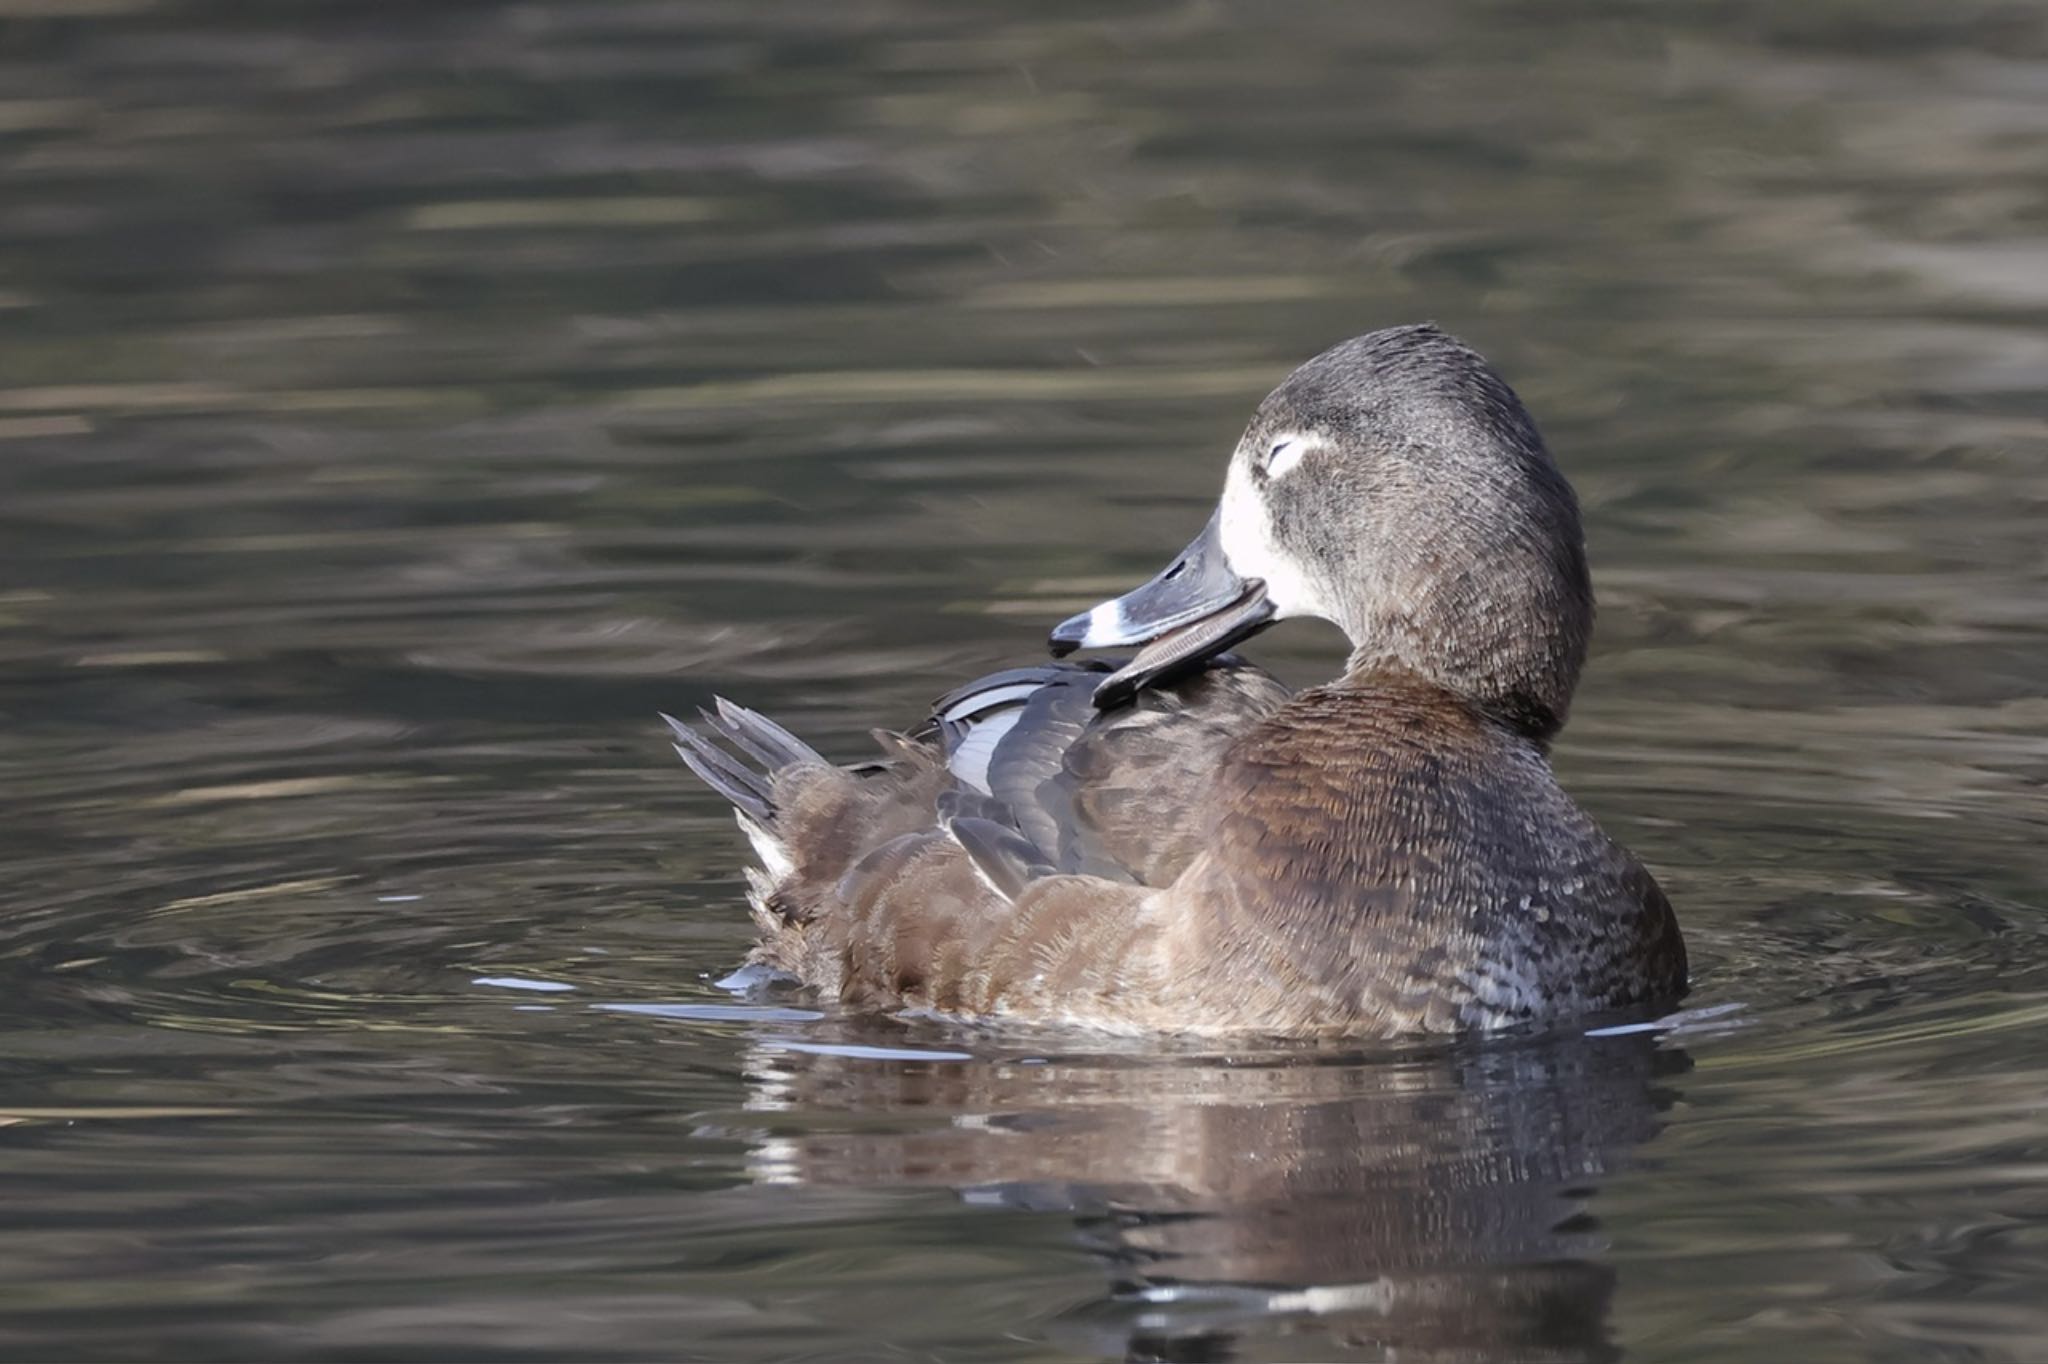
[{"left": 3, "top": 1, "right": 2047, "bottom": 1358}]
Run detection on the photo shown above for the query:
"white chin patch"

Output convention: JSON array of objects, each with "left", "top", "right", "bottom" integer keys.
[{"left": 1216, "top": 449, "right": 1326, "bottom": 622}]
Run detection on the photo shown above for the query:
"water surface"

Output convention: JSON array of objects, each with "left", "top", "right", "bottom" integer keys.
[{"left": 3, "top": 1, "right": 2047, "bottom": 1359}]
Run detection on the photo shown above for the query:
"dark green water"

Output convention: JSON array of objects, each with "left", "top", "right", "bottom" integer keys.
[{"left": 4, "top": 2, "right": 2047, "bottom": 1359}]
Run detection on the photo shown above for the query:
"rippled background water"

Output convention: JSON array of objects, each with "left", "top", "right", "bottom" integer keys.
[{"left": 4, "top": 1, "right": 2047, "bottom": 1359}]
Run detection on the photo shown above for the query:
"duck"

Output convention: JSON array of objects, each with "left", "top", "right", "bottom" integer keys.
[{"left": 665, "top": 324, "right": 1688, "bottom": 1036}]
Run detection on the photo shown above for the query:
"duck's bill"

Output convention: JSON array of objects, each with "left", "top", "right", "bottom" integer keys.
[{"left": 1048, "top": 510, "right": 1277, "bottom": 708}]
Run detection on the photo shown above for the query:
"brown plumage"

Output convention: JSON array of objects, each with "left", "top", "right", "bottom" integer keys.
[{"left": 667, "top": 324, "right": 1688, "bottom": 1036}]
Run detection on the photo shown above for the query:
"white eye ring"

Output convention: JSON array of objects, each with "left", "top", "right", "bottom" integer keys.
[{"left": 1263, "top": 435, "right": 1309, "bottom": 480}]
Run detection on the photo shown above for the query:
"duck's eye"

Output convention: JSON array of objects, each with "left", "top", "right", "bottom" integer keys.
[{"left": 1262, "top": 436, "right": 1308, "bottom": 480}]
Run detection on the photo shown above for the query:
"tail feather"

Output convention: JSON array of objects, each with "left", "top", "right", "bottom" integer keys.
[
  {"left": 665, "top": 698, "right": 954, "bottom": 965},
  {"left": 695, "top": 705, "right": 780, "bottom": 770},
  {"left": 711, "top": 697, "right": 822, "bottom": 770},
  {"left": 661, "top": 711, "right": 775, "bottom": 824},
  {"left": 662, "top": 698, "right": 832, "bottom": 829}
]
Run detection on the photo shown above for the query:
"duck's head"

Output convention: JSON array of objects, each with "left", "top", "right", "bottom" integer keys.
[{"left": 1051, "top": 324, "right": 1592, "bottom": 741}]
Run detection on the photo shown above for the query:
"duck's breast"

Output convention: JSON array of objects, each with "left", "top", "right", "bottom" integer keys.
[{"left": 1160, "top": 674, "right": 1685, "bottom": 1031}]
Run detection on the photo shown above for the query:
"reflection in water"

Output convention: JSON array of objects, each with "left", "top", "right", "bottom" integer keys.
[{"left": 732, "top": 1031, "right": 1686, "bottom": 1362}]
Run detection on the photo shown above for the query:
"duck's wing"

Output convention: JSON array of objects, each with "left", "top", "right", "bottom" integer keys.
[
  {"left": 668, "top": 657, "right": 1289, "bottom": 895},
  {"left": 664, "top": 656, "right": 1289, "bottom": 1009},
  {"left": 928, "top": 656, "right": 1291, "bottom": 886}
]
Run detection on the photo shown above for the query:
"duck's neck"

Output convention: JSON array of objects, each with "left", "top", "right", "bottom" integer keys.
[
  {"left": 1327, "top": 655, "right": 1564, "bottom": 749},
  {"left": 1340, "top": 646, "right": 1571, "bottom": 750}
]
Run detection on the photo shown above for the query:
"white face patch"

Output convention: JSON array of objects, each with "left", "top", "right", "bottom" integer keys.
[{"left": 1216, "top": 442, "right": 1333, "bottom": 623}]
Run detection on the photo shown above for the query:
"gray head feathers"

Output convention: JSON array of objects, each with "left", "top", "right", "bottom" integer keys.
[{"left": 1228, "top": 324, "right": 1592, "bottom": 741}]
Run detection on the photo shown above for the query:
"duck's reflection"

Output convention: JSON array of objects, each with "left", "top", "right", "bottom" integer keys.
[{"left": 734, "top": 1028, "right": 1687, "bottom": 1363}]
